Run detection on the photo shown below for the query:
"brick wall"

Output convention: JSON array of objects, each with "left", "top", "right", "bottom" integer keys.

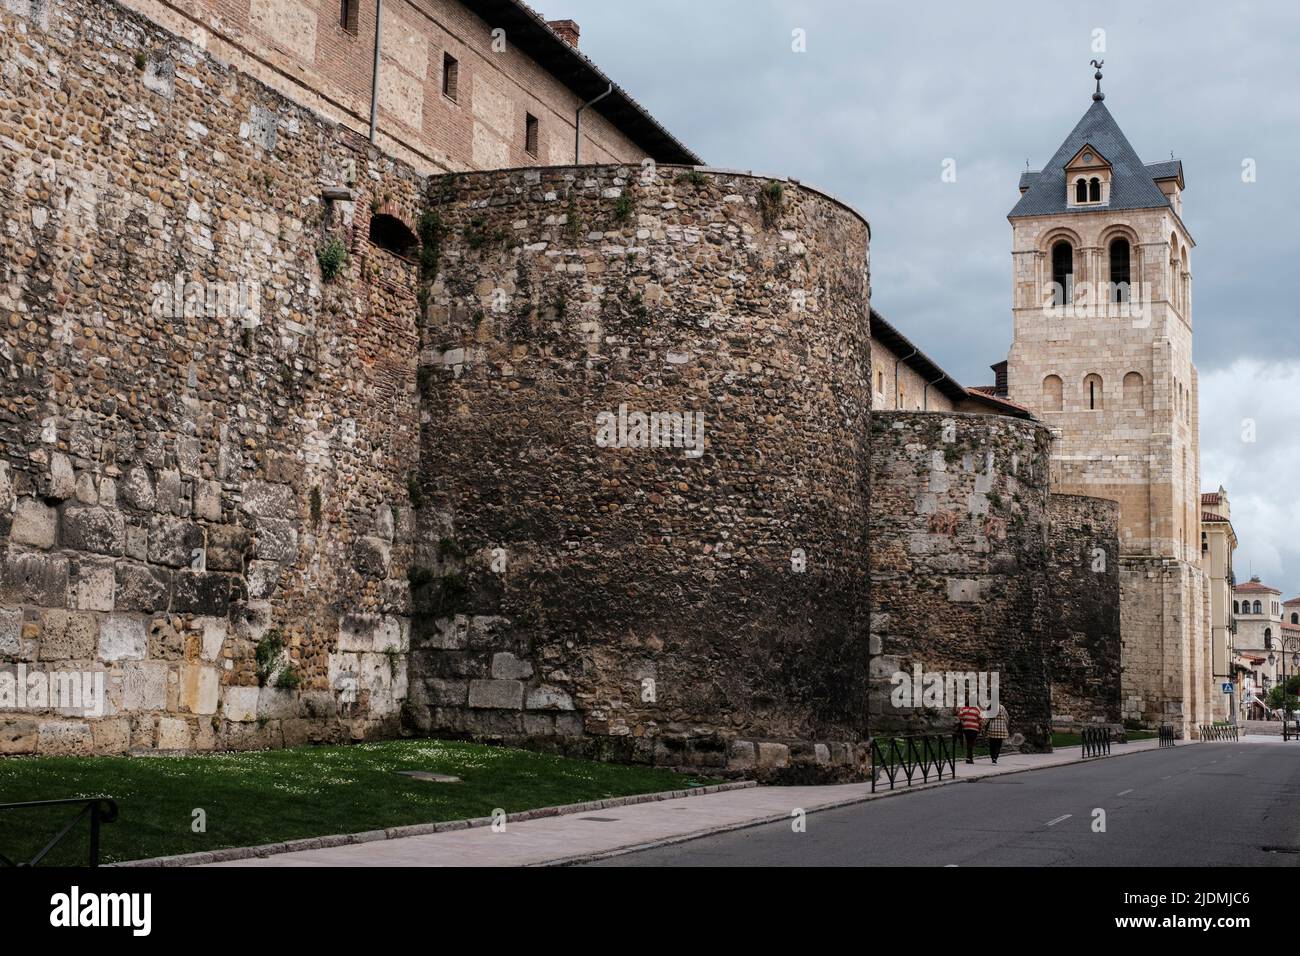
[{"left": 112, "top": 0, "right": 651, "bottom": 175}]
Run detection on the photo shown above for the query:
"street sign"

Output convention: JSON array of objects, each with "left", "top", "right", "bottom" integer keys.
[{"left": 1222, "top": 682, "right": 1233, "bottom": 694}]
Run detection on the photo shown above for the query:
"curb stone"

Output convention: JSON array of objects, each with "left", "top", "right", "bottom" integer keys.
[{"left": 110, "top": 780, "right": 757, "bottom": 867}]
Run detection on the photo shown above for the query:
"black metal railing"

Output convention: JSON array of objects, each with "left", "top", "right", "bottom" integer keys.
[
  {"left": 1286, "top": 720, "right": 1299, "bottom": 742},
  {"left": 1081, "top": 726, "right": 1112, "bottom": 758},
  {"left": 869, "top": 733, "right": 957, "bottom": 792},
  {"left": 0, "top": 798, "right": 118, "bottom": 867},
  {"left": 1159, "top": 724, "right": 1176, "bottom": 748},
  {"left": 1198, "top": 724, "right": 1238, "bottom": 742}
]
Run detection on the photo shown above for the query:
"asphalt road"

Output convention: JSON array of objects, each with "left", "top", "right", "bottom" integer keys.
[{"left": 591, "top": 742, "right": 1300, "bottom": 866}]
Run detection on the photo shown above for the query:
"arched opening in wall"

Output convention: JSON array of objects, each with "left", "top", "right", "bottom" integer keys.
[
  {"left": 1180, "top": 246, "right": 1190, "bottom": 314},
  {"left": 1292, "top": 612, "right": 1299, "bottom": 625},
  {"left": 1123, "top": 371, "right": 1144, "bottom": 408},
  {"left": 1089, "top": 177, "right": 1101, "bottom": 202},
  {"left": 369, "top": 213, "right": 420, "bottom": 259},
  {"left": 1169, "top": 232, "right": 1180, "bottom": 310},
  {"left": 1254, "top": 600, "right": 1262, "bottom": 615},
  {"left": 1043, "top": 374, "right": 1063, "bottom": 411},
  {"left": 1265, "top": 628, "right": 1273, "bottom": 649},
  {"left": 1109, "top": 238, "right": 1131, "bottom": 302},
  {"left": 1234, "top": 601, "right": 1240, "bottom": 615},
  {"left": 1075, "top": 178, "right": 1088, "bottom": 203},
  {"left": 1051, "top": 241, "right": 1073, "bottom": 306},
  {"left": 1084, "top": 373, "right": 1103, "bottom": 410}
]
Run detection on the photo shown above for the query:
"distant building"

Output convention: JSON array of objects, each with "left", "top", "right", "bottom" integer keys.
[
  {"left": 1234, "top": 576, "right": 1282, "bottom": 717},
  {"left": 1201, "top": 488, "right": 1237, "bottom": 721}
]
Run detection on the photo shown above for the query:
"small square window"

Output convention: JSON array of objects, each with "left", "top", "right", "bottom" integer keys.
[
  {"left": 525, "top": 113, "right": 539, "bottom": 157},
  {"left": 340, "top": 0, "right": 359, "bottom": 34},
  {"left": 442, "top": 53, "right": 459, "bottom": 102}
]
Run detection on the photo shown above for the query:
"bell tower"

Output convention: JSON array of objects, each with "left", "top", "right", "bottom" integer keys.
[{"left": 1003, "top": 66, "right": 1211, "bottom": 734}]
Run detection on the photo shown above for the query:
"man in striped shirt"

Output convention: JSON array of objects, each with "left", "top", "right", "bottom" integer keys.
[{"left": 956, "top": 703, "right": 982, "bottom": 764}]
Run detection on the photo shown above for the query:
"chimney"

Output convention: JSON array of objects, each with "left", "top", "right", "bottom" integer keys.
[
  {"left": 547, "top": 19, "right": 580, "bottom": 48},
  {"left": 991, "top": 360, "right": 1008, "bottom": 397}
]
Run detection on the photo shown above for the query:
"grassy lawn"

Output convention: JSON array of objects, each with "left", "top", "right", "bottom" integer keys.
[{"left": 0, "top": 740, "right": 718, "bottom": 866}]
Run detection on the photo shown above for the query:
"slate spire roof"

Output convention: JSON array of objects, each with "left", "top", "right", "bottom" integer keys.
[{"left": 1009, "top": 99, "right": 1174, "bottom": 219}]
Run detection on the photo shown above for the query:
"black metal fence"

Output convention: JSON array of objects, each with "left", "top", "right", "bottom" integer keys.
[
  {"left": 1198, "top": 724, "right": 1239, "bottom": 742},
  {"left": 1081, "top": 726, "right": 1112, "bottom": 758},
  {"left": 1284, "top": 720, "right": 1299, "bottom": 741},
  {"left": 1159, "top": 724, "right": 1177, "bottom": 748},
  {"left": 0, "top": 797, "right": 118, "bottom": 867},
  {"left": 869, "top": 733, "right": 957, "bottom": 792}
]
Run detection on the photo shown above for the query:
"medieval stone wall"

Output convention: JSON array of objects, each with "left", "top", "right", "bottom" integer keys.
[
  {"left": 406, "top": 165, "right": 874, "bottom": 781},
  {"left": 869, "top": 410, "right": 1054, "bottom": 749},
  {"left": 1046, "top": 493, "right": 1121, "bottom": 727},
  {"left": 0, "top": 0, "right": 423, "bottom": 753}
]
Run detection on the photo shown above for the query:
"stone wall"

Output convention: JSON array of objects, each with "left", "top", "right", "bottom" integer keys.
[
  {"left": 406, "top": 165, "right": 874, "bottom": 781},
  {"left": 869, "top": 411, "right": 1054, "bottom": 749},
  {"left": 1046, "top": 493, "right": 1121, "bottom": 727},
  {"left": 0, "top": 0, "right": 423, "bottom": 753}
]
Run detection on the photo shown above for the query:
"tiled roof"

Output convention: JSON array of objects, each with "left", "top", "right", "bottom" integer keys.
[
  {"left": 1202, "top": 512, "right": 1227, "bottom": 523},
  {"left": 1201, "top": 491, "right": 1222, "bottom": 504},
  {"left": 964, "top": 387, "right": 1035, "bottom": 417},
  {"left": 1284, "top": 596, "right": 1300, "bottom": 606},
  {"left": 1236, "top": 580, "right": 1281, "bottom": 594},
  {"left": 1009, "top": 100, "right": 1173, "bottom": 219}
]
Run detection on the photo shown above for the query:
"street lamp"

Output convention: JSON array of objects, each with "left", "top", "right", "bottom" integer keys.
[{"left": 1281, "top": 632, "right": 1300, "bottom": 730}]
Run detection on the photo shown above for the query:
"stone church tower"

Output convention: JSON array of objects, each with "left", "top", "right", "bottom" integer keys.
[{"left": 1004, "top": 73, "right": 1212, "bottom": 734}]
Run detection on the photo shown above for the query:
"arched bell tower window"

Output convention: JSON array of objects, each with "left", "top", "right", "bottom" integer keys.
[
  {"left": 1089, "top": 177, "right": 1101, "bottom": 202},
  {"left": 1075, "top": 178, "right": 1088, "bottom": 203},
  {"left": 1109, "top": 238, "right": 1131, "bottom": 302},
  {"left": 1051, "top": 240, "right": 1073, "bottom": 306}
]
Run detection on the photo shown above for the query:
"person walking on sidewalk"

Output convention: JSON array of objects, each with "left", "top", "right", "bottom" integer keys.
[
  {"left": 983, "top": 703, "right": 1010, "bottom": 764},
  {"left": 956, "top": 702, "right": 982, "bottom": 764}
]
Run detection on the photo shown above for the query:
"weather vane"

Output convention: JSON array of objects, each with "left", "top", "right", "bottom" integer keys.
[{"left": 1091, "top": 59, "right": 1105, "bottom": 101}]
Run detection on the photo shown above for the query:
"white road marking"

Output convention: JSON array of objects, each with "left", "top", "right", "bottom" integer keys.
[
  {"left": 1117, "top": 788, "right": 1134, "bottom": 796},
  {"left": 1162, "top": 775, "right": 1172, "bottom": 779},
  {"left": 1045, "top": 814, "right": 1072, "bottom": 827}
]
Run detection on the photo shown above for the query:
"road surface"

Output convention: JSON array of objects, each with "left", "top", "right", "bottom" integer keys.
[{"left": 591, "top": 740, "right": 1300, "bottom": 866}]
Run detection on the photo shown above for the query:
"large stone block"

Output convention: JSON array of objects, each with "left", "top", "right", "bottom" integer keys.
[
  {"left": 0, "top": 607, "right": 23, "bottom": 657},
  {"left": 11, "top": 497, "right": 57, "bottom": 549},
  {"left": 122, "top": 661, "right": 169, "bottom": 711},
  {"left": 181, "top": 662, "right": 220, "bottom": 715},
  {"left": 61, "top": 505, "right": 126, "bottom": 556},
  {"left": 468, "top": 679, "right": 523, "bottom": 710},
  {"left": 491, "top": 652, "right": 533, "bottom": 680},
  {"left": 120, "top": 467, "right": 156, "bottom": 511},
  {"left": 525, "top": 685, "right": 573, "bottom": 711},
  {"left": 156, "top": 716, "right": 193, "bottom": 749},
  {"left": 70, "top": 558, "right": 116, "bottom": 612},
  {"left": 114, "top": 561, "right": 172, "bottom": 612},
  {"left": 241, "top": 481, "right": 297, "bottom": 519},
  {"left": 206, "top": 524, "right": 253, "bottom": 571},
  {"left": 0, "top": 718, "right": 38, "bottom": 754},
  {"left": 99, "top": 614, "right": 147, "bottom": 662},
  {"left": 223, "top": 685, "right": 260, "bottom": 722},
  {"left": 37, "top": 720, "right": 94, "bottom": 756},
  {"left": 148, "top": 515, "right": 204, "bottom": 567},
  {"left": 172, "top": 571, "right": 232, "bottom": 616},
  {"left": 37, "top": 609, "right": 98, "bottom": 661},
  {"left": 254, "top": 517, "right": 298, "bottom": 562},
  {"left": 1, "top": 553, "right": 69, "bottom": 607},
  {"left": 91, "top": 718, "right": 131, "bottom": 754}
]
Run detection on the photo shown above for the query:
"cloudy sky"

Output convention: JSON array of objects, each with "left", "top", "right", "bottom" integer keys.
[{"left": 542, "top": 0, "right": 1300, "bottom": 595}]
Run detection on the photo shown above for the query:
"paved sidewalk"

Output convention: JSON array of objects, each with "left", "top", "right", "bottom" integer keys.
[{"left": 207, "top": 737, "right": 1174, "bottom": 867}]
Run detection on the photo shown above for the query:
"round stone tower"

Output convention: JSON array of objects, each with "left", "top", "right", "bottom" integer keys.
[{"left": 407, "top": 165, "right": 872, "bottom": 780}]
